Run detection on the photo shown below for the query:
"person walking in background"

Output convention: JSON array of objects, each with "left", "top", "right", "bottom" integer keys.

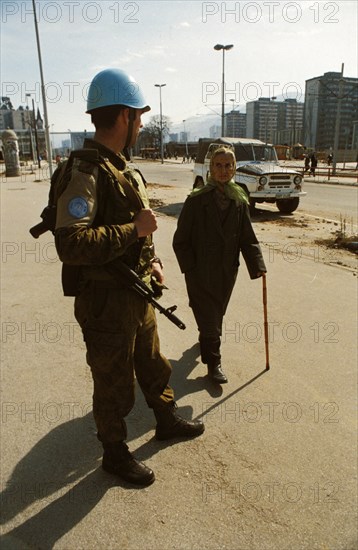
[
  {"left": 304, "top": 154, "right": 311, "bottom": 173},
  {"left": 173, "top": 146, "right": 266, "bottom": 384},
  {"left": 310, "top": 152, "right": 318, "bottom": 176}
]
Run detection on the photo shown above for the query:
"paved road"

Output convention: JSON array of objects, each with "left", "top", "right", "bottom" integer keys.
[
  {"left": 134, "top": 160, "right": 358, "bottom": 223},
  {"left": 298, "top": 181, "right": 358, "bottom": 223},
  {"left": 1, "top": 168, "right": 357, "bottom": 550}
]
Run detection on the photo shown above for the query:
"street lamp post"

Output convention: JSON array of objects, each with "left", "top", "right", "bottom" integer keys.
[
  {"left": 183, "top": 119, "right": 189, "bottom": 157},
  {"left": 32, "top": 97, "right": 41, "bottom": 169},
  {"left": 51, "top": 124, "right": 54, "bottom": 155},
  {"left": 154, "top": 83, "right": 166, "bottom": 164},
  {"left": 214, "top": 44, "right": 234, "bottom": 137}
]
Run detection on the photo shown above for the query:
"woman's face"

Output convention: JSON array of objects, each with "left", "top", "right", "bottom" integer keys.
[{"left": 210, "top": 153, "right": 236, "bottom": 184}]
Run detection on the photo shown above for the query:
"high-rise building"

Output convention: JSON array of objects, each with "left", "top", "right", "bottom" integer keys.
[
  {"left": 303, "top": 71, "right": 358, "bottom": 151},
  {"left": 246, "top": 97, "right": 304, "bottom": 144},
  {"left": 224, "top": 110, "right": 246, "bottom": 138},
  {"left": 246, "top": 97, "right": 279, "bottom": 142},
  {"left": 274, "top": 99, "right": 304, "bottom": 145},
  {"left": 209, "top": 125, "right": 221, "bottom": 139}
]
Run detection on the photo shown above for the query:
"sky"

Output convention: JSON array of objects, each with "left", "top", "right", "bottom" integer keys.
[{"left": 1, "top": 0, "right": 357, "bottom": 136}]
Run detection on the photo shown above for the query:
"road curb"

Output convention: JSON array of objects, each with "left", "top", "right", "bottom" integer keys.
[{"left": 303, "top": 177, "right": 358, "bottom": 187}]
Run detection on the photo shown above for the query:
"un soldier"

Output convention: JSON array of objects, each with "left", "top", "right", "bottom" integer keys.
[{"left": 54, "top": 68, "right": 204, "bottom": 486}]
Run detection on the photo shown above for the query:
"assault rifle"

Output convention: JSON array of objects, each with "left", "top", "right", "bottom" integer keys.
[
  {"left": 114, "top": 261, "right": 186, "bottom": 330},
  {"left": 28, "top": 151, "right": 185, "bottom": 329}
]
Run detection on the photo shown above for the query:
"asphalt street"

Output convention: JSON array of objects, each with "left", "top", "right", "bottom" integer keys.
[
  {"left": 0, "top": 166, "right": 357, "bottom": 550},
  {"left": 136, "top": 159, "right": 358, "bottom": 222}
]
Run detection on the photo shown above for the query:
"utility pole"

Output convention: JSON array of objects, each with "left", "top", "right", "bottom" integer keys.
[
  {"left": 32, "top": 98, "right": 41, "bottom": 168},
  {"left": 183, "top": 120, "right": 189, "bottom": 157},
  {"left": 154, "top": 84, "right": 166, "bottom": 164},
  {"left": 32, "top": 0, "right": 53, "bottom": 176}
]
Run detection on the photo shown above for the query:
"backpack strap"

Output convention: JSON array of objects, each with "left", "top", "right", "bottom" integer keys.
[
  {"left": 97, "top": 156, "right": 145, "bottom": 211},
  {"left": 56, "top": 148, "right": 145, "bottom": 212}
]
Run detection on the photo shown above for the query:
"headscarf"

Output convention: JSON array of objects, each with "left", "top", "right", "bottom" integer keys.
[
  {"left": 190, "top": 146, "right": 249, "bottom": 205},
  {"left": 190, "top": 176, "right": 249, "bottom": 205}
]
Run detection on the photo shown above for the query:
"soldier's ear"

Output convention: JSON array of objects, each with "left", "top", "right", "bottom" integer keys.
[
  {"left": 110, "top": 108, "right": 128, "bottom": 131},
  {"left": 119, "top": 108, "right": 130, "bottom": 125}
]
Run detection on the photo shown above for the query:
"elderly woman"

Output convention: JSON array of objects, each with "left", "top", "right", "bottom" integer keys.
[{"left": 173, "top": 146, "right": 266, "bottom": 384}]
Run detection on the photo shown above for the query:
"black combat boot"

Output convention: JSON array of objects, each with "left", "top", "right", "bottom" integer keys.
[
  {"left": 154, "top": 402, "right": 205, "bottom": 441},
  {"left": 102, "top": 441, "right": 155, "bottom": 486},
  {"left": 207, "top": 362, "right": 228, "bottom": 384}
]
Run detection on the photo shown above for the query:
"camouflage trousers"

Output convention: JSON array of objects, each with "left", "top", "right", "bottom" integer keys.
[{"left": 74, "top": 280, "right": 174, "bottom": 443}]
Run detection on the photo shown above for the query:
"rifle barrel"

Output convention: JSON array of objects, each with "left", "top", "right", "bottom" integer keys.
[{"left": 127, "top": 271, "right": 186, "bottom": 329}]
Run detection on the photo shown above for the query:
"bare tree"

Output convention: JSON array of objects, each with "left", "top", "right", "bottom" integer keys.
[
  {"left": 142, "top": 115, "right": 171, "bottom": 148},
  {"left": 1, "top": 97, "right": 14, "bottom": 110}
]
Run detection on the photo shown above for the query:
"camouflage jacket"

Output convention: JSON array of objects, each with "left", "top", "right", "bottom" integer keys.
[{"left": 54, "top": 139, "right": 154, "bottom": 284}]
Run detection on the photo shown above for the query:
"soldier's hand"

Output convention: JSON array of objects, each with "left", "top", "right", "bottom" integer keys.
[
  {"left": 151, "top": 262, "right": 164, "bottom": 283},
  {"left": 133, "top": 208, "right": 158, "bottom": 237}
]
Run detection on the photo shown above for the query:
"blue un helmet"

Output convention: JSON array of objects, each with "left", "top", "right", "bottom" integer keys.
[{"left": 86, "top": 68, "right": 151, "bottom": 113}]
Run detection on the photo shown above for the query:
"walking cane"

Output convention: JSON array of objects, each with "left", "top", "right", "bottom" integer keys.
[{"left": 262, "top": 274, "right": 270, "bottom": 370}]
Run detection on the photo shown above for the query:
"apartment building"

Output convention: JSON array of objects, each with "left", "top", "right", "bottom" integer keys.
[
  {"left": 303, "top": 71, "right": 358, "bottom": 151},
  {"left": 246, "top": 97, "right": 304, "bottom": 145}
]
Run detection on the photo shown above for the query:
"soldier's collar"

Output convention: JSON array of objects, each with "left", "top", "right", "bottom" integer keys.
[{"left": 83, "top": 138, "right": 126, "bottom": 170}]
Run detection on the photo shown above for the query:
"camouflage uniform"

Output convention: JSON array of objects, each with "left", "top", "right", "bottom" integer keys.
[{"left": 55, "top": 139, "right": 174, "bottom": 443}]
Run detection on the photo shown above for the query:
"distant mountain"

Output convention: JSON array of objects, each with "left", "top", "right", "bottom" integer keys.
[{"left": 170, "top": 114, "right": 221, "bottom": 141}]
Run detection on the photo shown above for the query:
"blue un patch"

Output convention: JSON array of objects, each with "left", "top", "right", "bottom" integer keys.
[{"left": 68, "top": 197, "right": 89, "bottom": 219}]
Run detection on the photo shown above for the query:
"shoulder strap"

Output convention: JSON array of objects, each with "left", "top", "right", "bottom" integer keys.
[
  {"left": 55, "top": 148, "right": 145, "bottom": 212},
  {"left": 91, "top": 148, "right": 145, "bottom": 211},
  {"left": 120, "top": 174, "right": 145, "bottom": 211},
  {"left": 108, "top": 162, "right": 144, "bottom": 211},
  {"left": 98, "top": 157, "right": 145, "bottom": 211},
  {"left": 50, "top": 149, "right": 98, "bottom": 205}
]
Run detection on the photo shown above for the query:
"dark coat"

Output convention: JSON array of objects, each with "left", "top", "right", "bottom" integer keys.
[
  {"left": 310, "top": 155, "right": 318, "bottom": 168},
  {"left": 173, "top": 189, "right": 266, "bottom": 336}
]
